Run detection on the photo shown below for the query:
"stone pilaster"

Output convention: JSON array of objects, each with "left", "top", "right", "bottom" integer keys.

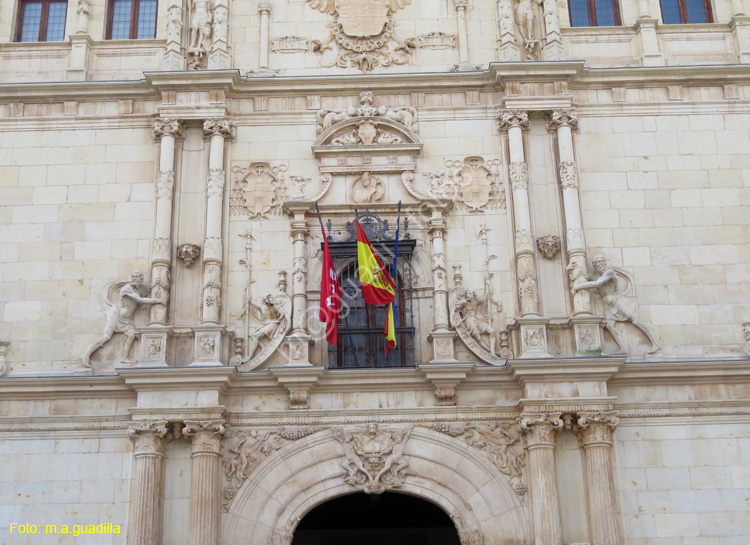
[
  {"left": 575, "top": 411, "right": 622, "bottom": 545},
  {"left": 454, "top": 0, "right": 470, "bottom": 65},
  {"left": 200, "top": 118, "right": 233, "bottom": 325},
  {"left": 184, "top": 420, "right": 225, "bottom": 545},
  {"left": 208, "top": 0, "right": 230, "bottom": 69},
  {"left": 427, "top": 200, "right": 458, "bottom": 362},
  {"left": 520, "top": 412, "right": 563, "bottom": 545},
  {"left": 163, "top": 0, "right": 185, "bottom": 70},
  {"left": 150, "top": 118, "right": 185, "bottom": 326},
  {"left": 284, "top": 203, "right": 313, "bottom": 366},
  {"left": 127, "top": 421, "right": 170, "bottom": 545},
  {"left": 541, "top": 0, "right": 564, "bottom": 60},
  {"left": 259, "top": 0, "right": 271, "bottom": 69}
]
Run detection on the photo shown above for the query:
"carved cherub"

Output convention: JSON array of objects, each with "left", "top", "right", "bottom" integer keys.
[
  {"left": 80, "top": 271, "right": 165, "bottom": 367},
  {"left": 572, "top": 255, "right": 661, "bottom": 354}
]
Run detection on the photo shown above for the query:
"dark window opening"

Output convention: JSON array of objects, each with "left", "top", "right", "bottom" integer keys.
[
  {"left": 568, "top": 0, "right": 622, "bottom": 26},
  {"left": 106, "top": 0, "right": 157, "bottom": 39},
  {"left": 660, "top": 0, "right": 712, "bottom": 23},
  {"left": 16, "top": 0, "right": 67, "bottom": 42}
]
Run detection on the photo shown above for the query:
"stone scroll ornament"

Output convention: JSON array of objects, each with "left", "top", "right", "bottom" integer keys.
[
  {"left": 316, "top": 91, "right": 418, "bottom": 138},
  {"left": 429, "top": 421, "right": 526, "bottom": 498},
  {"left": 307, "top": 0, "right": 417, "bottom": 72},
  {"left": 234, "top": 292, "right": 292, "bottom": 370},
  {"left": 572, "top": 255, "right": 661, "bottom": 355},
  {"left": 332, "top": 423, "right": 413, "bottom": 494}
]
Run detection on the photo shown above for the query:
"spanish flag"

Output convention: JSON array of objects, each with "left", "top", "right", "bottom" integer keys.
[{"left": 356, "top": 221, "right": 397, "bottom": 353}]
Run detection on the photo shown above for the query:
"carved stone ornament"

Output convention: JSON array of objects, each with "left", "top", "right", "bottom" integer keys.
[
  {"left": 128, "top": 420, "right": 170, "bottom": 455},
  {"left": 559, "top": 160, "right": 578, "bottom": 190},
  {"left": 230, "top": 162, "right": 288, "bottom": 219},
  {"left": 509, "top": 161, "right": 528, "bottom": 190},
  {"left": 223, "top": 427, "right": 323, "bottom": 511},
  {"left": 351, "top": 171, "right": 386, "bottom": 203},
  {"left": 156, "top": 170, "right": 175, "bottom": 201},
  {"left": 203, "top": 117, "right": 234, "bottom": 139},
  {"left": 177, "top": 243, "right": 201, "bottom": 267},
  {"left": 417, "top": 31, "right": 456, "bottom": 49},
  {"left": 272, "top": 35, "right": 310, "bottom": 53},
  {"left": 183, "top": 420, "right": 226, "bottom": 454},
  {"left": 452, "top": 513, "right": 485, "bottom": 545},
  {"left": 536, "top": 235, "right": 561, "bottom": 259},
  {"left": 546, "top": 108, "right": 579, "bottom": 131},
  {"left": 235, "top": 291, "right": 292, "bottom": 370},
  {"left": 79, "top": 271, "right": 165, "bottom": 368},
  {"left": 575, "top": 410, "right": 619, "bottom": 446},
  {"left": 572, "top": 255, "right": 661, "bottom": 355},
  {"left": 519, "top": 412, "right": 563, "bottom": 446},
  {"left": 449, "top": 283, "right": 512, "bottom": 365},
  {"left": 316, "top": 91, "right": 418, "bottom": 135},
  {"left": 497, "top": 109, "right": 529, "bottom": 131},
  {"left": 307, "top": 0, "right": 417, "bottom": 72},
  {"left": 439, "top": 157, "right": 505, "bottom": 213},
  {"left": 332, "top": 423, "right": 413, "bottom": 494},
  {"left": 744, "top": 322, "right": 750, "bottom": 358},
  {"left": 0, "top": 340, "right": 9, "bottom": 376},
  {"left": 290, "top": 176, "right": 311, "bottom": 200},
  {"left": 429, "top": 421, "right": 526, "bottom": 496},
  {"left": 153, "top": 118, "right": 185, "bottom": 140}
]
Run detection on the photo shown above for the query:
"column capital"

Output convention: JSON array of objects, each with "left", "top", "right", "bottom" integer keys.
[
  {"left": 258, "top": 0, "right": 272, "bottom": 14},
  {"left": 574, "top": 410, "right": 619, "bottom": 447},
  {"left": 184, "top": 420, "right": 226, "bottom": 454},
  {"left": 203, "top": 117, "right": 235, "bottom": 139},
  {"left": 520, "top": 412, "right": 563, "bottom": 447},
  {"left": 546, "top": 108, "right": 579, "bottom": 131},
  {"left": 153, "top": 118, "right": 185, "bottom": 141},
  {"left": 497, "top": 108, "right": 529, "bottom": 131},
  {"left": 453, "top": 0, "right": 468, "bottom": 9},
  {"left": 128, "top": 420, "right": 170, "bottom": 455}
]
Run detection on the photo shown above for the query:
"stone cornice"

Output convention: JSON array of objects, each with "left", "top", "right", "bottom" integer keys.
[
  {"left": 0, "top": 374, "right": 133, "bottom": 399},
  {"left": 609, "top": 359, "right": 750, "bottom": 386}
]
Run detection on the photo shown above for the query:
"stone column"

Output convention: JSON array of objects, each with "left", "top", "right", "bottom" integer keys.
[
  {"left": 499, "top": 109, "right": 550, "bottom": 357},
  {"left": 547, "top": 109, "right": 603, "bottom": 355},
  {"left": 127, "top": 421, "right": 169, "bottom": 545},
  {"left": 427, "top": 200, "right": 457, "bottom": 362},
  {"left": 520, "top": 412, "right": 563, "bottom": 545},
  {"left": 453, "top": 0, "right": 470, "bottom": 65},
  {"left": 150, "top": 118, "right": 184, "bottom": 326},
  {"left": 259, "top": 0, "right": 271, "bottom": 69},
  {"left": 575, "top": 411, "right": 622, "bottom": 545},
  {"left": 184, "top": 420, "right": 225, "bottom": 545},
  {"left": 200, "top": 118, "right": 233, "bottom": 325},
  {"left": 284, "top": 202, "right": 313, "bottom": 366}
]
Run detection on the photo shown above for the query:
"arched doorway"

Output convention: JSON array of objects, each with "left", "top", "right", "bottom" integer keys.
[{"left": 291, "top": 492, "right": 461, "bottom": 545}]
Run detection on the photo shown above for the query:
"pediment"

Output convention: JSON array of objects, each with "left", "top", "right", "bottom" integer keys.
[{"left": 313, "top": 116, "right": 422, "bottom": 153}]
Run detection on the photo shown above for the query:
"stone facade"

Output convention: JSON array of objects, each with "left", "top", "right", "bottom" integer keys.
[{"left": 1, "top": 0, "right": 750, "bottom": 543}]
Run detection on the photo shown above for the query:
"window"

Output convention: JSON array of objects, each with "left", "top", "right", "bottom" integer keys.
[
  {"left": 16, "top": 0, "right": 67, "bottom": 42},
  {"left": 568, "top": 0, "right": 622, "bottom": 26},
  {"left": 660, "top": 0, "right": 713, "bottom": 23},
  {"left": 322, "top": 212, "right": 416, "bottom": 369},
  {"left": 106, "top": 0, "right": 157, "bottom": 39}
]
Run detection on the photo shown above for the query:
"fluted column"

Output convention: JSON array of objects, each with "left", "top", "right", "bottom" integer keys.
[
  {"left": 498, "top": 110, "right": 538, "bottom": 317},
  {"left": 127, "top": 421, "right": 169, "bottom": 545},
  {"left": 184, "top": 420, "right": 225, "bottom": 545},
  {"left": 575, "top": 411, "right": 622, "bottom": 545},
  {"left": 453, "top": 0, "right": 470, "bottom": 64},
  {"left": 151, "top": 119, "right": 185, "bottom": 325},
  {"left": 258, "top": 0, "right": 271, "bottom": 69},
  {"left": 200, "top": 118, "right": 233, "bottom": 324},
  {"left": 520, "top": 412, "right": 563, "bottom": 545}
]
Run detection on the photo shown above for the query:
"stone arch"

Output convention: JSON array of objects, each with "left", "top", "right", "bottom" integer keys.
[{"left": 222, "top": 426, "right": 529, "bottom": 545}]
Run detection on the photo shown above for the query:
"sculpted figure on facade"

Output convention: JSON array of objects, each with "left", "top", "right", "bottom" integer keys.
[
  {"left": 316, "top": 91, "right": 418, "bottom": 135},
  {"left": 166, "top": 5, "right": 183, "bottom": 44},
  {"left": 449, "top": 267, "right": 512, "bottom": 363},
  {"left": 0, "top": 340, "right": 9, "bottom": 376},
  {"left": 332, "top": 424, "right": 413, "bottom": 494},
  {"left": 80, "top": 271, "right": 165, "bottom": 367},
  {"left": 351, "top": 172, "right": 386, "bottom": 203},
  {"left": 572, "top": 255, "right": 661, "bottom": 354},
  {"left": 75, "top": 0, "right": 91, "bottom": 33},
  {"left": 743, "top": 322, "right": 750, "bottom": 357},
  {"left": 306, "top": 0, "right": 416, "bottom": 72},
  {"left": 514, "top": 0, "right": 541, "bottom": 59},
  {"left": 238, "top": 292, "right": 292, "bottom": 366},
  {"left": 187, "top": 0, "right": 213, "bottom": 69}
]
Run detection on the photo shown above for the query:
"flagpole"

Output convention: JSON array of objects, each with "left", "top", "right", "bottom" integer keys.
[
  {"left": 391, "top": 201, "right": 401, "bottom": 358},
  {"left": 353, "top": 208, "right": 376, "bottom": 362},
  {"left": 315, "top": 203, "right": 362, "bottom": 368}
]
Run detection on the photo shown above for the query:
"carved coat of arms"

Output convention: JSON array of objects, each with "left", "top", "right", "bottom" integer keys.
[
  {"left": 230, "top": 162, "right": 287, "bottom": 218},
  {"left": 307, "top": 0, "right": 416, "bottom": 72},
  {"left": 441, "top": 157, "right": 505, "bottom": 213}
]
